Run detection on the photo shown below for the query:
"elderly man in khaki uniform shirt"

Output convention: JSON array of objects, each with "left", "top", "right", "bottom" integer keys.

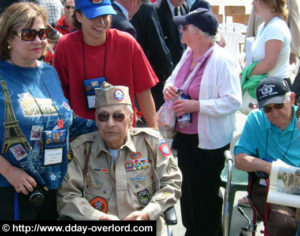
[{"left": 57, "top": 82, "right": 182, "bottom": 235}]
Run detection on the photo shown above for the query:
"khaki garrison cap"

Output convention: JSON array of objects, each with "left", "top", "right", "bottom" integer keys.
[{"left": 95, "top": 82, "right": 132, "bottom": 108}]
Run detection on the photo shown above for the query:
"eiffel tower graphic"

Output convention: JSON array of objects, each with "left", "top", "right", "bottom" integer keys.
[{"left": 1, "top": 80, "right": 30, "bottom": 153}]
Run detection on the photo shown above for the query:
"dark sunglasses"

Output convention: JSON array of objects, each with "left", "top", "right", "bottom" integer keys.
[
  {"left": 263, "top": 103, "right": 284, "bottom": 113},
  {"left": 65, "top": 5, "right": 75, "bottom": 9},
  {"left": 97, "top": 112, "right": 126, "bottom": 122},
  {"left": 13, "top": 28, "right": 48, "bottom": 41}
]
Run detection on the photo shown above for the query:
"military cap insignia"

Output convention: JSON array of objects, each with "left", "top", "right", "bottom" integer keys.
[{"left": 113, "top": 89, "right": 124, "bottom": 102}]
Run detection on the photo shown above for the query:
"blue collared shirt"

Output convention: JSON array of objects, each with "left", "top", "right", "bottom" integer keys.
[{"left": 234, "top": 106, "right": 300, "bottom": 167}]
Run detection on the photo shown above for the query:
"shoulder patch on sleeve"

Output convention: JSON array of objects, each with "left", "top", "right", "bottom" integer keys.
[{"left": 159, "top": 141, "right": 172, "bottom": 158}]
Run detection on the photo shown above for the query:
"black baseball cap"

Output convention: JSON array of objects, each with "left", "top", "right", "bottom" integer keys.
[
  {"left": 173, "top": 8, "right": 218, "bottom": 36},
  {"left": 256, "top": 77, "right": 291, "bottom": 109}
]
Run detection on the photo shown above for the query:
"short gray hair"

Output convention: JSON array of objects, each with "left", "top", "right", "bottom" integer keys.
[
  {"left": 284, "top": 92, "right": 292, "bottom": 102},
  {"left": 191, "top": 25, "right": 217, "bottom": 43},
  {"left": 126, "top": 105, "right": 133, "bottom": 114}
]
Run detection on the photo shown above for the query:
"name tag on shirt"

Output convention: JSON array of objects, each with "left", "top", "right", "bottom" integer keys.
[
  {"left": 43, "top": 129, "right": 66, "bottom": 166},
  {"left": 83, "top": 77, "right": 106, "bottom": 109}
]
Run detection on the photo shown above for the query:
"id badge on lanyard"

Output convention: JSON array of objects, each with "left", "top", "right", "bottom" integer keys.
[
  {"left": 83, "top": 77, "right": 106, "bottom": 109},
  {"left": 43, "top": 129, "right": 66, "bottom": 166}
]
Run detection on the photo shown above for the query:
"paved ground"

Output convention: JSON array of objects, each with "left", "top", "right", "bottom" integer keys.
[
  {"left": 159, "top": 1, "right": 299, "bottom": 234},
  {"left": 162, "top": 111, "right": 264, "bottom": 236},
  {"left": 170, "top": 190, "right": 265, "bottom": 236}
]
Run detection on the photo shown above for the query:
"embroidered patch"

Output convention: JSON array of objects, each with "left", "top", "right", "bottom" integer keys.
[
  {"left": 130, "top": 152, "right": 142, "bottom": 160},
  {"left": 153, "top": 192, "right": 172, "bottom": 201},
  {"left": 113, "top": 89, "right": 124, "bottom": 102},
  {"left": 159, "top": 142, "right": 172, "bottom": 158},
  {"left": 19, "top": 93, "right": 57, "bottom": 117},
  {"left": 90, "top": 197, "right": 108, "bottom": 213},
  {"left": 137, "top": 189, "right": 150, "bottom": 205}
]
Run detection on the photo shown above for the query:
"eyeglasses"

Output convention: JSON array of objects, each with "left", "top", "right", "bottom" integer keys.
[
  {"left": 263, "top": 103, "right": 285, "bottom": 113},
  {"left": 65, "top": 5, "right": 75, "bottom": 9},
  {"left": 97, "top": 112, "right": 126, "bottom": 122},
  {"left": 13, "top": 28, "right": 48, "bottom": 41}
]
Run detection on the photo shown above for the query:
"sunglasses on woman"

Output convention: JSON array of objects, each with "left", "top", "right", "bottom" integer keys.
[
  {"left": 263, "top": 103, "right": 285, "bottom": 113},
  {"left": 97, "top": 112, "right": 126, "bottom": 122},
  {"left": 65, "top": 5, "right": 75, "bottom": 9},
  {"left": 13, "top": 28, "right": 48, "bottom": 41}
]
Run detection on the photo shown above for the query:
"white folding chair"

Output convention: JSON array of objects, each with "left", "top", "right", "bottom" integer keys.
[
  {"left": 219, "top": 22, "right": 247, "bottom": 34},
  {"left": 221, "top": 31, "right": 245, "bottom": 65}
]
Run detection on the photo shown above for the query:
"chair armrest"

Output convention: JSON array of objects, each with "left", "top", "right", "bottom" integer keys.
[{"left": 164, "top": 206, "right": 177, "bottom": 225}]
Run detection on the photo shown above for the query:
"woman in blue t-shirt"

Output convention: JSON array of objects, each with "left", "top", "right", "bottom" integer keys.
[{"left": 0, "top": 2, "right": 96, "bottom": 220}]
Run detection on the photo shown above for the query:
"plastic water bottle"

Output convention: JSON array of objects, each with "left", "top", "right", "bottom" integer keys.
[{"left": 177, "top": 92, "right": 192, "bottom": 128}]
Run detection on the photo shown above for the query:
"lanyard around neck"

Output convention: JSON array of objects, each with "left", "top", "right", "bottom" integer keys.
[
  {"left": 12, "top": 63, "right": 63, "bottom": 128},
  {"left": 82, "top": 32, "right": 107, "bottom": 80}
]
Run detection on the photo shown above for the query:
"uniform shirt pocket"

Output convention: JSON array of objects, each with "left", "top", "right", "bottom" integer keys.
[
  {"left": 127, "top": 170, "right": 154, "bottom": 207},
  {"left": 84, "top": 168, "right": 114, "bottom": 210}
]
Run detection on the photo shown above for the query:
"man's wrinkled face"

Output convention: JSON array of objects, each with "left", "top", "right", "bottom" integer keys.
[
  {"left": 96, "top": 105, "right": 133, "bottom": 149},
  {"left": 264, "top": 93, "right": 295, "bottom": 130}
]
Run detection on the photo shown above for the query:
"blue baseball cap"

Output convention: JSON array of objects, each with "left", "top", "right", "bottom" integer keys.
[{"left": 75, "top": 0, "right": 116, "bottom": 19}]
